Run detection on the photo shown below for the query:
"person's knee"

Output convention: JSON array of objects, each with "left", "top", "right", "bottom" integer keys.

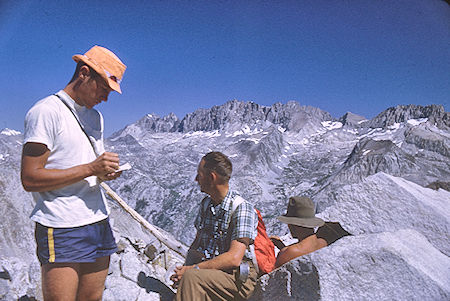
[
  {"left": 181, "top": 268, "right": 200, "bottom": 284},
  {"left": 76, "top": 259, "right": 109, "bottom": 301},
  {"left": 77, "top": 279, "right": 105, "bottom": 301},
  {"left": 78, "top": 290, "right": 104, "bottom": 301}
]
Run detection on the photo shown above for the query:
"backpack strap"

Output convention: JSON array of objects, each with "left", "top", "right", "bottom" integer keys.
[
  {"left": 199, "top": 196, "right": 210, "bottom": 229},
  {"left": 249, "top": 243, "right": 259, "bottom": 274},
  {"left": 54, "top": 93, "right": 99, "bottom": 156},
  {"left": 229, "top": 196, "right": 260, "bottom": 274},
  {"left": 230, "top": 195, "right": 245, "bottom": 214}
]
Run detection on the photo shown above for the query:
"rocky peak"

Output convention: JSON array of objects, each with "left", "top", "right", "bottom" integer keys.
[
  {"left": 110, "top": 113, "right": 180, "bottom": 140},
  {"left": 339, "top": 112, "right": 367, "bottom": 127},
  {"left": 368, "top": 104, "right": 449, "bottom": 129},
  {"left": 176, "top": 100, "right": 267, "bottom": 132},
  {"left": 176, "top": 100, "right": 332, "bottom": 133},
  {"left": 137, "top": 113, "right": 180, "bottom": 133},
  {"left": 315, "top": 137, "right": 415, "bottom": 194}
]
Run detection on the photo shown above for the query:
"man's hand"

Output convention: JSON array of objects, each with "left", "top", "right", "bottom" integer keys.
[
  {"left": 170, "top": 265, "right": 193, "bottom": 287},
  {"left": 97, "top": 171, "right": 122, "bottom": 182},
  {"left": 270, "top": 236, "right": 286, "bottom": 250},
  {"left": 88, "top": 152, "right": 120, "bottom": 178}
]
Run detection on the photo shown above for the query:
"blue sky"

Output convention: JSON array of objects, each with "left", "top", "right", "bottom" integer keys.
[{"left": 1, "top": 0, "right": 449, "bottom": 136}]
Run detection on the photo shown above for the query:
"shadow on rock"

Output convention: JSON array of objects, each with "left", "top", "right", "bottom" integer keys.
[
  {"left": 0, "top": 270, "right": 11, "bottom": 280},
  {"left": 250, "top": 261, "right": 320, "bottom": 300},
  {"left": 137, "top": 271, "right": 175, "bottom": 301},
  {"left": 18, "top": 296, "right": 37, "bottom": 301}
]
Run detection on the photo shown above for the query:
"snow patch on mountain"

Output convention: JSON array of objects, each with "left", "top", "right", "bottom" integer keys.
[
  {"left": 184, "top": 130, "right": 221, "bottom": 138},
  {"left": 0, "top": 128, "right": 21, "bottom": 136},
  {"left": 321, "top": 120, "right": 343, "bottom": 130},
  {"left": 407, "top": 117, "right": 428, "bottom": 126},
  {"left": 229, "top": 125, "right": 263, "bottom": 137}
]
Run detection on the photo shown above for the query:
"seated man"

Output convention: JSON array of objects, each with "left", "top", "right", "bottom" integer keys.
[
  {"left": 171, "top": 152, "right": 258, "bottom": 300},
  {"left": 271, "top": 196, "right": 351, "bottom": 268}
]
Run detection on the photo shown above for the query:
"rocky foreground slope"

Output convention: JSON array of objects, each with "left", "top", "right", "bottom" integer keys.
[
  {"left": 0, "top": 102, "right": 448, "bottom": 300},
  {"left": 251, "top": 172, "right": 450, "bottom": 300}
]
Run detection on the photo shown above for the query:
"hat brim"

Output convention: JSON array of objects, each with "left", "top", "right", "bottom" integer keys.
[
  {"left": 277, "top": 215, "right": 325, "bottom": 228},
  {"left": 72, "top": 54, "right": 122, "bottom": 94}
]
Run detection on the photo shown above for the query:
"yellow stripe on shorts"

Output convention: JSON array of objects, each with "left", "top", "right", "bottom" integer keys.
[{"left": 48, "top": 228, "right": 55, "bottom": 263}]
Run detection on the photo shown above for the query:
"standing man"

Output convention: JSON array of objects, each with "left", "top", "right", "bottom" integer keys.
[
  {"left": 21, "top": 45, "right": 126, "bottom": 300},
  {"left": 171, "top": 152, "right": 258, "bottom": 300}
]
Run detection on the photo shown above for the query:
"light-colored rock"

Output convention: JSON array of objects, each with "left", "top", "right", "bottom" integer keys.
[
  {"left": 0, "top": 257, "right": 41, "bottom": 300},
  {"left": 251, "top": 230, "right": 450, "bottom": 301},
  {"left": 318, "top": 172, "right": 450, "bottom": 256}
]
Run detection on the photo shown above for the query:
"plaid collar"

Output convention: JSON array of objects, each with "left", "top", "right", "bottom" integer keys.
[{"left": 210, "top": 189, "right": 235, "bottom": 212}]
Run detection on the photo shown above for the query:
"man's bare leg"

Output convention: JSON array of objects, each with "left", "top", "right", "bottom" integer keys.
[
  {"left": 42, "top": 263, "right": 79, "bottom": 301},
  {"left": 41, "top": 256, "right": 110, "bottom": 301},
  {"left": 76, "top": 256, "right": 110, "bottom": 301}
]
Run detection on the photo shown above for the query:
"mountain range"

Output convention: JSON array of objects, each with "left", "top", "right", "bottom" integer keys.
[
  {"left": 106, "top": 101, "right": 449, "bottom": 243},
  {"left": 0, "top": 101, "right": 448, "bottom": 300}
]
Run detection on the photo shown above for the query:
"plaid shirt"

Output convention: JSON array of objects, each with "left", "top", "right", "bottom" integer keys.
[{"left": 194, "top": 190, "right": 258, "bottom": 260}]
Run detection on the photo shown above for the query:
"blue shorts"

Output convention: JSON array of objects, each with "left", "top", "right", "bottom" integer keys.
[{"left": 35, "top": 218, "right": 117, "bottom": 265}]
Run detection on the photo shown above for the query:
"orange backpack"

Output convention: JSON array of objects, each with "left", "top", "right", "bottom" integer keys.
[
  {"left": 230, "top": 197, "right": 276, "bottom": 275},
  {"left": 253, "top": 208, "right": 276, "bottom": 275}
]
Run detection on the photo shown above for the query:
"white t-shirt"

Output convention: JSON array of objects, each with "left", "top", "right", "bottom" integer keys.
[{"left": 24, "top": 90, "right": 110, "bottom": 228}]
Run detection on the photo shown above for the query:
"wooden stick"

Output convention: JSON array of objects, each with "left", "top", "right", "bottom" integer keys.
[{"left": 100, "top": 182, "right": 188, "bottom": 258}]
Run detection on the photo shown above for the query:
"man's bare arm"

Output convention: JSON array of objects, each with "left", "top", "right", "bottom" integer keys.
[
  {"left": 21, "top": 142, "right": 120, "bottom": 192},
  {"left": 275, "top": 235, "right": 328, "bottom": 268},
  {"left": 197, "top": 238, "right": 249, "bottom": 270},
  {"left": 171, "top": 238, "right": 249, "bottom": 283}
]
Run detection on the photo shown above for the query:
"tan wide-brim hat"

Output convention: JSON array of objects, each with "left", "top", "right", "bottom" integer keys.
[
  {"left": 277, "top": 196, "right": 324, "bottom": 228},
  {"left": 73, "top": 45, "right": 126, "bottom": 93}
]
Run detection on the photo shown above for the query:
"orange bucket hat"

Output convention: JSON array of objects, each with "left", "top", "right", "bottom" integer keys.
[{"left": 72, "top": 45, "right": 126, "bottom": 93}]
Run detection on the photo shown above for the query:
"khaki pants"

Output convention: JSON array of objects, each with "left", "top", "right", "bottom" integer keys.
[{"left": 175, "top": 264, "right": 257, "bottom": 301}]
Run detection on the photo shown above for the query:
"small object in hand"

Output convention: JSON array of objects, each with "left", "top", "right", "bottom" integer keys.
[{"left": 116, "top": 162, "right": 132, "bottom": 172}]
